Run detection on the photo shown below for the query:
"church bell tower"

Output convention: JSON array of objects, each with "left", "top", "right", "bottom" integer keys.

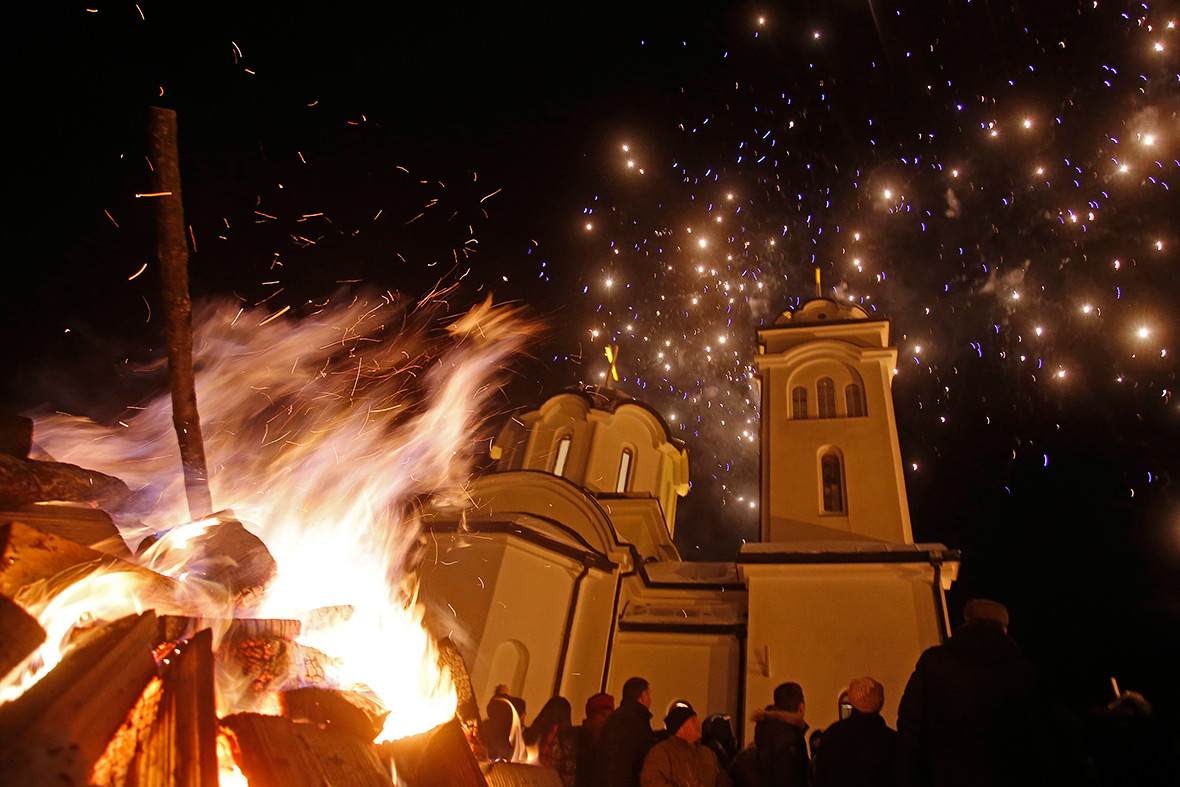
[{"left": 754, "top": 298, "right": 913, "bottom": 544}]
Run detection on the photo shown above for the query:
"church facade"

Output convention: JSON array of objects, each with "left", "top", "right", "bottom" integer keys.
[{"left": 416, "top": 299, "right": 959, "bottom": 740}]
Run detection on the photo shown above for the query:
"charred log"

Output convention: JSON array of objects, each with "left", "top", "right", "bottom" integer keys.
[{"left": 0, "top": 453, "right": 132, "bottom": 510}]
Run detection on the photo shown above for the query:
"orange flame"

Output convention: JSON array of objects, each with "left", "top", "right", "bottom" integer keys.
[{"left": 13, "top": 292, "right": 541, "bottom": 740}]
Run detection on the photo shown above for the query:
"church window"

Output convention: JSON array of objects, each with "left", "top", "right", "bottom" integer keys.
[
  {"left": 821, "top": 452, "right": 845, "bottom": 513},
  {"left": 616, "top": 448, "right": 633, "bottom": 493},
  {"left": 845, "top": 383, "right": 866, "bottom": 417},
  {"left": 553, "top": 436, "right": 571, "bottom": 477},
  {"left": 817, "top": 378, "right": 837, "bottom": 418},
  {"left": 791, "top": 386, "right": 808, "bottom": 419}
]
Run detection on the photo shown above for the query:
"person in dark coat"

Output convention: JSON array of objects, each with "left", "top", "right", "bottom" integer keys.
[
  {"left": 813, "top": 676, "right": 898, "bottom": 787},
  {"left": 896, "top": 599, "right": 1042, "bottom": 787},
  {"left": 594, "top": 676, "right": 657, "bottom": 787},
  {"left": 730, "top": 682, "right": 809, "bottom": 787},
  {"left": 701, "top": 713, "right": 738, "bottom": 771},
  {"left": 576, "top": 692, "right": 615, "bottom": 787}
]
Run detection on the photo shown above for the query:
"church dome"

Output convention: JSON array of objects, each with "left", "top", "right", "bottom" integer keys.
[{"left": 774, "top": 298, "right": 870, "bottom": 326}]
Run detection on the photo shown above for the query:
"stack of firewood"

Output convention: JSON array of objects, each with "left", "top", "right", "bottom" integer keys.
[{"left": 0, "top": 415, "right": 558, "bottom": 786}]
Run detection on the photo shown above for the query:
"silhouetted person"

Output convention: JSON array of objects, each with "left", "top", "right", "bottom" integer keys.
[
  {"left": 485, "top": 693, "right": 526, "bottom": 762},
  {"left": 731, "top": 681, "right": 809, "bottom": 787},
  {"left": 814, "top": 676, "right": 897, "bottom": 787},
  {"left": 897, "top": 599, "right": 1041, "bottom": 787},
  {"left": 1084, "top": 690, "right": 1169, "bottom": 786},
  {"left": 702, "top": 713, "right": 738, "bottom": 770},
  {"left": 527, "top": 696, "right": 578, "bottom": 787},
  {"left": 576, "top": 692, "right": 615, "bottom": 787},
  {"left": 595, "top": 677, "right": 656, "bottom": 787}
]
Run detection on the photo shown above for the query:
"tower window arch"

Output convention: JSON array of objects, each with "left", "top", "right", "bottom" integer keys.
[
  {"left": 791, "top": 386, "right": 809, "bottom": 419},
  {"left": 845, "top": 383, "right": 866, "bottom": 417},
  {"left": 616, "top": 448, "right": 633, "bottom": 493},
  {"left": 821, "top": 450, "right": 846, "bottom": 514},
  {"left": 816, "top": 378, "right": 837, "bottom": 419},
  {"left": 552, "top": 435, "right": 572, "bottom": 477}
]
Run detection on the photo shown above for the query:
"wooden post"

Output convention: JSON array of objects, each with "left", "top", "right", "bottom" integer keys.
[{"left": 146, "top": 107, "right": 213, "bottom": 520}]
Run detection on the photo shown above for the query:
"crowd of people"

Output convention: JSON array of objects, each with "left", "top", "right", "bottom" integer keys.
[{"left": 478, "top": 599, "right": 1166, "bottom": 786}]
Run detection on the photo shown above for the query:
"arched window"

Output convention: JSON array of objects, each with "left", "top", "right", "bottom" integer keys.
[
  {"left": 845, "top": 383, "right": 866, "bottom": 417},
  {"left": 791, "top": 386, "right": 808, "bottom": 419},
  {"left": 552, "top": 435, "right": 571, "bottom": 477},
  {"left": 616, "top": 448, "right": 633, "bottom": 493},
  {"left": 821, "top": 451, "right": 845, "bottom": 513},
  {"left": 816, "top": 378, "right": 837, "bottom": 419}
]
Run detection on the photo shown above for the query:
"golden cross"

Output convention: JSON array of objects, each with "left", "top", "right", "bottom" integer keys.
[{"left": 604, "top": 344, "right": 620, "bottom": 387}]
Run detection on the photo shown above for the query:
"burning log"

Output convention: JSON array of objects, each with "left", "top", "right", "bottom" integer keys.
[
  {"left": 2, "top": 502, "right": 133, "bottom": 559},
  {"left": 281, "top": 687, "right": 390, "bottom": 742},
  {"left": 136, "top": 513, "right": 278, "bottom": 607},
  {"left": 0, "top": 611, "right": 159, "bottom": 786},
  {"left": 0, "top": 520, "right": 177, "bottom": 605},
  {"left": 383, "top": 717, "right": 489, "bottom": 787},
  {"left": 130, "top": 626, "right": 219, "bottom": 787},
  {"left": 483, "top": 762, "right": 564, "bottom": 787},
  {"left": 0, "top": 593, "right": 45, "bottom": 679},
  {"left": 220, "top": 712, "right": 395, "bottom": 787},
  {"left": 0, "top": 453, "right": 132, "bottom": 511}
]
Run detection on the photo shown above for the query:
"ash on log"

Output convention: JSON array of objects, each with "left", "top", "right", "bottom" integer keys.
[{"left": 0, "top": 611, "right": 160, "bottom": 786}]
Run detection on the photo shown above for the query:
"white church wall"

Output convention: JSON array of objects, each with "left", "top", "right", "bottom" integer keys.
[
  {"left": 555, "top": 570, "right": 623, "bottom": 718},
  {"left": 742, "top": 562, "right": 945, "bottom": 737},
  {"left": 607, "top": 630, "right": 742, "bottom": 733}
]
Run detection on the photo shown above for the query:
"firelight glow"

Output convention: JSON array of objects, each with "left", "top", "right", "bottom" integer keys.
[{"left": 9, "top": 294, "right": 541, "bottom": 742}]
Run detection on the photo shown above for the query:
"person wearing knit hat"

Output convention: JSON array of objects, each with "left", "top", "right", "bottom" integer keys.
[
  {"left": 847, "top": 677, "right": 885, "bottom": 715},
  {"left": 663, "top": 701, "right": 698, "bottom": 737},
  {"left": 813, "top": 677, "right": 897, "bottom": 787},
  {"left": 640, "top": 700, "right": 731, "bottom": 787},
  {"left": 897, "top": 599, "right": 1044, "bottom": 786},
  {"left": 576, "top": 692, "right": 616, "bottom": 787}
]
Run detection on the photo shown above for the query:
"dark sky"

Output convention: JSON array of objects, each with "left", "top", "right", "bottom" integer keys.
[{"left": 7, "top": 1, "right": 1180, "bottom": 722}]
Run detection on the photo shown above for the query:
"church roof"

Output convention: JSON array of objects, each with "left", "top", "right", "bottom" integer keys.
[
  {"left": 541, "top": 383, "right": 685, "bottom": 450},
  {"left": 771, "top": 298, "right": 871, "bottom": 326}
]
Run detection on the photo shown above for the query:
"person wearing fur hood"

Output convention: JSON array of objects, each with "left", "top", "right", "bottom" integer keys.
[{"left": 730, "top": 682, "right": 809, "bottom": 787}]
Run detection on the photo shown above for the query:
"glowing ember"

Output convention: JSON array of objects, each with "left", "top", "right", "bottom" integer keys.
[{"left": 11, "top": 292, "right": 540, "bottom": 741}]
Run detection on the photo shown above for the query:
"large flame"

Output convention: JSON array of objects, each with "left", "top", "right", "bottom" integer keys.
[{"left": 11, "top": 292, "right": 540, "bottom": 741}]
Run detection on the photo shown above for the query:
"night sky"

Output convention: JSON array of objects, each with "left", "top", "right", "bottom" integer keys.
[{"left": 6, "top": 2, "right": 1180, "bottom": 724}]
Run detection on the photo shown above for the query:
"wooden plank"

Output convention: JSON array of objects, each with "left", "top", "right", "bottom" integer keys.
[
  {"left": 0, "top": 611, "right": 160, "bottom": 786},
  {"left": 384, "top": 717, "right": 488, "bottom": 787},
  {"left": 0, "top": 520, "right": 177, "bottom": 602},
  {"left": 0, "top": 593, "right": 45, "bottom": 679},
  {"left": 141, "top": 626, "right": 219, "bottom": 787},
  {"left": 0, "top": 503, "right": 133, "bottom": 558},
  {"left": 281, "top": 686, "right": 389, "bottom": 741},
  {"left": 221, "top": 712, "right": 394, "bottom": 787}
]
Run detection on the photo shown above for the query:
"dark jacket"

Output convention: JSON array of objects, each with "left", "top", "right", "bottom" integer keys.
[
  {"left": 730, "top": 707, "right": 809, "bottom": 787},
  {"left": 595, "top": 698, "right": 656, "bottom": 787},
  {"left": 897, "top": 621, "right": 1041, "bottom": 787},
  {"left": 813, "top": 710, "right": 897, "bottom": 787}
]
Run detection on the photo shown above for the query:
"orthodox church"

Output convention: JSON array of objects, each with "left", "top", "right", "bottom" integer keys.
[{"left": 416, "top": 298, "right": 959, "bottom": 741}]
